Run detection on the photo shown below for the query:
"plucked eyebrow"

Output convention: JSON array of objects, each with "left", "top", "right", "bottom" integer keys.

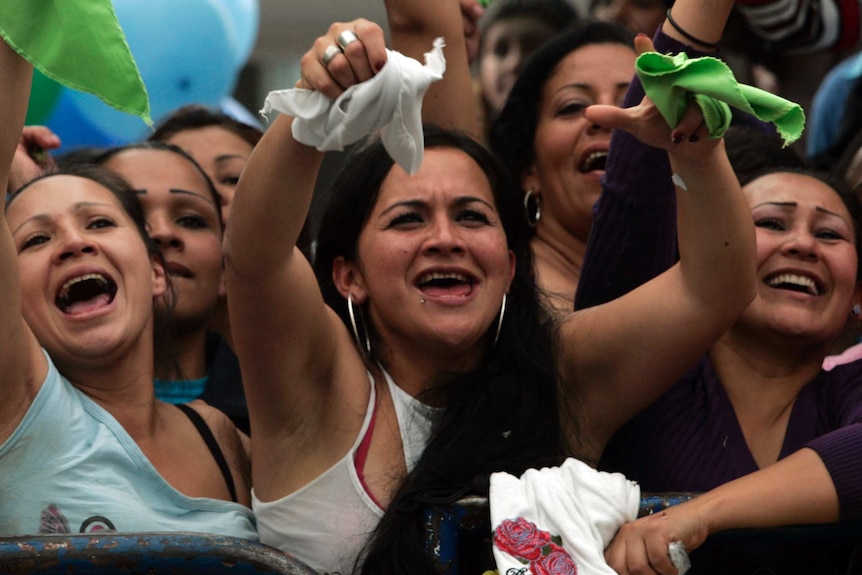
[
  {"left": 555, "top": 81, "right": 630, "bottom": 95},
  {"left": 214, "top": 154, "right": 245, "bottom": 163},
  {"left": 752, "top": 201, "right": 848, "bottom": 221},
  {"left": 379, "top": 196, "right": 496, "bottom": 217},
  {"left": 11, "top": 201, "right": 116, "bottom": 236},
  {"left": 134, "top": 187, "right": 217, "bottom": 207}
]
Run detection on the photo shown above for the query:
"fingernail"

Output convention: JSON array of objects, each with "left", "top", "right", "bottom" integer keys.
[
  {"left": 671, "top": 132, "right": 684, "bottom": 144},
  {"left": 636, "top": 33, "right": 649, "bottom": 39},
  {"left": 688, "top": 134, "right": 700, "bottom": 143}
]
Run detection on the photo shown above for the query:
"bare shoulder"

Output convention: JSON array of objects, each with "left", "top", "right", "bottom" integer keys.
[{"left": 186, "top": 400, "right": 252, "bottom": 501}]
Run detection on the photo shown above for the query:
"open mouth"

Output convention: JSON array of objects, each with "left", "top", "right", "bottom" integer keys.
[
  {"left": 578, "top": 150, "right": 608, "bottom": 173},
  {"left": 56, "top": 273, "right": 118, "bottom": 315},
  {"left": 765, "top": 272, "right": 822, "bottom": 296},
  {"left": 417, "top": 271, "right": 475, "bottom": 298}
]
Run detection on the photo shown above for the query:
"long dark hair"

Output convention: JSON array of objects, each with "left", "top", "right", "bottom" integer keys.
[
  {"left": 489, "top": 20, "right": 634, "bottom": 185},
  {"left": 8, "top": 163, "right": 177, "bottom": 376},
  {"left": 314, "top": 125, "right": 565, "bottom": 574}
]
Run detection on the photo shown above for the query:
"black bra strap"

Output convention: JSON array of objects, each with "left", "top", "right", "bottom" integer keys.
[{"left": 176, "top": 403, "right": 238, "bottom": 503}]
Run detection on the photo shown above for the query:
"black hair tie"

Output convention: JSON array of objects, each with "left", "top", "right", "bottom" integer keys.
[{"left": 665, "top": 8, "right": 719, "bottom": 49}]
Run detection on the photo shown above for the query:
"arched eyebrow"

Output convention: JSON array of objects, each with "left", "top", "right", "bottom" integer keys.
[
  {"left": 379, "top": 196, "right": 495, "bottom": 217},
  {"left": 133, "top": 187, "right": 217, "bottom": 207},
  {"left": 11, "top": 201, "right": 115, "bottom": 236},
  {"left": 752, "top": 201, "right": 846, "bottom": 219},
  {"left": 214, "top": 153, "right": 245, "bottom": 163}
]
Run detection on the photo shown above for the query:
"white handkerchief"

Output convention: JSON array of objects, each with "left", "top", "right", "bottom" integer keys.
[
  {"left": 490, "top": 458, "right": 640, "bottom": 575},
  {"left": 260, "top": 38, "right": 446, "bottom": 175}
]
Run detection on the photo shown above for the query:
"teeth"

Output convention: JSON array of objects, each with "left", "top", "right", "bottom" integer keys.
[
  {"left": 580, "top": 151, "right": 608, "bottom": 171},
  {"left": 58, "top": 273, "right": 108, "bottom": 301},
  {"left": 418, "top": 272, "right": 470, "bottom": 284},
  {"left": 767, "top": 273, "right": 820, "bottom": 295}
]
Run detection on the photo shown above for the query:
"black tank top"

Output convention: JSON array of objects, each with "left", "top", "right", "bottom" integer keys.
[{"left": 175, "top": 403, "right": 238, "bottom": 503}]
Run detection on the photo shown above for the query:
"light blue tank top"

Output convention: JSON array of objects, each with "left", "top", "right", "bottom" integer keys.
[{"left": 0, "top": 352, "right": 256, "bottom": 539}]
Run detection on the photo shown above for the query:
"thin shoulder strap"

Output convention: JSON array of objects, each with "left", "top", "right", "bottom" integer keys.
[{"left": 175, "top": 403, "right": 238, "bottom": 503}]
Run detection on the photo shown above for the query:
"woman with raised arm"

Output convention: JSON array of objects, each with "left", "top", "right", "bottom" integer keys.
[
  {"left": 385, "top": 0, "right": 641, "bottom": 311},
  {"left": 568, "top": 2, "right": 862, "bottom": 573},
  {"left": 223, "top": 3, "right": 756, "bottom": 573},
  {"left": 0, "top": 37, "right": 254, "bottom": 537}
]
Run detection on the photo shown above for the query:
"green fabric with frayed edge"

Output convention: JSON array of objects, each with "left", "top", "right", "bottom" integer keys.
[
  {"left": 0, "top": 0, "right": 151, "bottom": 126},
  {"left": 636, "top": 51, "right": 804, "bottom": 147}
]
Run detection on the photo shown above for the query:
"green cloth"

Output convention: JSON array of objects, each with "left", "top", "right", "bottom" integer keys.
[
  {"left": 0, "top": 0, "right": 151, "bottom": 125},
  {"left": 635, "top": 51, "right": 804, "bottom": 147}
]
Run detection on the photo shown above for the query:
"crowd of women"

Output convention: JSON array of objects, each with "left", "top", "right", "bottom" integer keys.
[{"left": 1, "top": 0, "right": 861, "bottom": 574}]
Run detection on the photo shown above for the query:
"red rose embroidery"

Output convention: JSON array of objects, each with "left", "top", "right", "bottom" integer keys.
[
  {"left": 531, "top": 549, "right": 578, "bottom": 575},
  {"left": 494, "top": 517, "right": 552, "bottom": 561}
]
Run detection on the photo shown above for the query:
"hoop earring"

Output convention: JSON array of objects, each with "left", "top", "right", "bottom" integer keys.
[
  {"left": 493, "top": 293, "right": 507, "bottom": 347},
  {"left": 524, "top": 189, "right": 541, "bottom": 228},
  {"left": 347, "top": 294, "right": 372, "bottom": 355}
]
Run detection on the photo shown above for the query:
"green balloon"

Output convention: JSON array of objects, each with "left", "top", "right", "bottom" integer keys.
[{"left": 26, "top": 70, "right": 63, "bottom": 125}]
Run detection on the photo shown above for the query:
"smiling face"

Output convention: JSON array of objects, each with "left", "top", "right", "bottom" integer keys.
[
  {"left": 165, "top": 126, "right": 253, "bottom": 223},
  {"left": 336, "top": 148, "right": 515, "bottom": 361},
  {"left": 103, "top": 148, "right": 224, "bottom": 333},
  {"left": 523, "top": 42, "right": 635, "bottom": 243},
  {"left": 740, "top": 172, "right": 860, "bottom": 343},
  {"left": 7, "top": 175, "right": 166, "bottom": 366}
]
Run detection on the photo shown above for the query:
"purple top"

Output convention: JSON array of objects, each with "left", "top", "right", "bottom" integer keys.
[
  {"left": 576, "top": 29, "right": 862, "bottom": 523},
  {"left": 601, "top": 357, "right": 862, "bottom": 521}
]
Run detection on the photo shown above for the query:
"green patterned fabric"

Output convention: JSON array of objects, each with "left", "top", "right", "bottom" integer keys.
[
  {"left": 0, "top": 0, "right": 150, "bottom": 125},
  {"left": 636, "top": 51, "right": 804, "bottom": 146}
]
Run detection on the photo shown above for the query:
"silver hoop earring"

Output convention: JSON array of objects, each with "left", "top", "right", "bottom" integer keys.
[
  {"left": 493, "top": 293, "right": 507, "bottom": 347},
  {"left": 524, "top": 189, "right": 541, "bottom": 228},
  {"left": 347, "top": 294, "right": 372, "bottom": 355}
]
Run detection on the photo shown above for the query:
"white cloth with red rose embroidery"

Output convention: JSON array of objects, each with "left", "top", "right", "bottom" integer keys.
[
  {"left": 490, "top": 457, "right": 641, "bottom": 575},
  {"left": 258, "top": 38, "right": 446, "bottom": 176}
]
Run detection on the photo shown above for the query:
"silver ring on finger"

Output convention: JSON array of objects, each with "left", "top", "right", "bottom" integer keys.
[
  {"left": 322, "top": 44, "right": 342, "bottom": 67},
  {"left": 336, "top": 30, "right": 359, "bottom": 50}
]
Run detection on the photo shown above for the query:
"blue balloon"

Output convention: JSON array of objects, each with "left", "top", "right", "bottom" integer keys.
[
  {"left": 211, "top": 0, "right": 260, "bottom": 67},
  {"left": 67, "top": 0, "right": 240, "bottom": 141},
  {"left": 45, "top": 89, "right": 121, "bottom": 150}
]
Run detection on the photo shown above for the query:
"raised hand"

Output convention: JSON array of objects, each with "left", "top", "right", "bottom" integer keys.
[
  {"left": 8, "top": 125, "right": 59, "bottom": 193},
  {"left": 584, "top": 34, "right": 713, "bottom": 159},
  {"left": 297, "top": 19, "right": 388, "bottom": 98},
  {"left": 459, "top": 0, "right": 484, "bottom": 63}
]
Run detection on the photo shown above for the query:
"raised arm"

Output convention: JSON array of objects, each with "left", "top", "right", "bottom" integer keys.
[
  {"left": 575, "top": 2, "right": 734, "bottom": 311},
  {"left": 7, "top": 125, "right": 60, "bottom": 195},
  {"left": 223, "top": 28, "right": 386, "bottom": 497},
  {"left": 0, "top": 39, "right": 46, "bottom": 443},
  {"left": 560, "top": 0, "right": 762, "bottom": 459},
  {"left": 560, "top": 83, "right": 756, "bottom": 459},
  {"left": 385, "top": 0, "right": 483, "bottom": 139}
]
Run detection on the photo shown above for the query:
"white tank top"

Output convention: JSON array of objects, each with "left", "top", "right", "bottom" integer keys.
[{"left": 252, "top": 369, "right": 441, "bottom": 575}]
